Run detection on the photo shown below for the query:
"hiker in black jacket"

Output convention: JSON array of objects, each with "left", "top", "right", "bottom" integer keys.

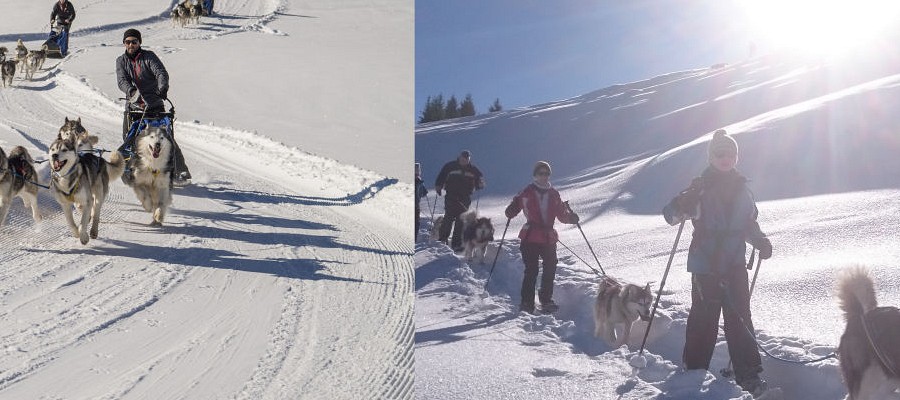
[{"left": 434, "top": 150, "right": 484, "bottom": 252}]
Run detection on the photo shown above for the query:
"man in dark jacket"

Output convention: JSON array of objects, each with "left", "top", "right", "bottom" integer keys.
[
  {"left": 50, "top": 0, "right": 76, "bottom": 56},
  {"left": 116, "top": 28, "right": 191, "bottom": 184},
  {"left": 434, "top": 150, "right": 484, "bottom": 252},
  {"left": 415, "top": 162, "right": 428, "bottom": 240}
]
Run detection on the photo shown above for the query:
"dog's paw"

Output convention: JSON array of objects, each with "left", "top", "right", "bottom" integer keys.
[{"left": 80, "top": 233, "right": 89, "bottom": 245}]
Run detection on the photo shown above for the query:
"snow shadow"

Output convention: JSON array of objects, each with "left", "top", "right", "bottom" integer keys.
[
  {"left": 178, "top": 178, "right": 399, "bottom": 206},
  {"left": 415, "top": 311, "right": 518, "bottom": 349},
  {"left": 177, "top": 208, "right": 337, "bottom": 231},
  {"left": 27, "top": 239, "right": 368, "bottom": 283}
]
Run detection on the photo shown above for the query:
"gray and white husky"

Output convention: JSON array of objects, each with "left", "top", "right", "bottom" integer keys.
[
  {"left": 129, "top": 126, "right": 174, "bottom": 226},
  {"left": 594, "top": 276, "right": 653, "bottom": 348},
  {"left": 460, "top": 209, "right": 494, "bottom": 263},
  {"left": 58, "top": 117, "right": 99, "bottom": 153},
  {"left": 48, "top": 137, "right": 125, "bottom": 244},
  {"left": 837, "top": 266, "right": 900, "bottom": 400},
  {"left": 0, "top": 145, "right": 41, "bottom": 226}
]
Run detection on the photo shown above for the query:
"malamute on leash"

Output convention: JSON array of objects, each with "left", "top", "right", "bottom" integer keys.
[
  {"left": 594, "top": 276, "right": 653, "bottom": 348},
  {"left": 837, "top": 266, "right": 900, "bottom": 400},
  {"left": 0, "top": 146, "right": 42, "bottom": 226},
  {"left": 58, "top": 117, "right": 100, "bottom": 153},
  {"left": 460, "top": 209, "right": 494, "bottom": 264},
  {"left": 128, "top": 126, "right": 174, "bottom": 226},
  {"left": 48, "top": 137, "right": 125, "bottom": 244}
]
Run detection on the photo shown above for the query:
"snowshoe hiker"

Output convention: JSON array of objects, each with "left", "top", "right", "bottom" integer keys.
[
  {"left": 505, "top": 161, "right": 579, "bottom": 314},
  {"left": 662, "top": 129, "right": 773, "bottom": 396},
  {"left": 434, "top": 150, "right": 484, "bottom": 252}
]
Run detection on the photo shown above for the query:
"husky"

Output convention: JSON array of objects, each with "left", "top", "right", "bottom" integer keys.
[
  {"left": 0, "top": 146, "right": 42, "bottom": 226},
  {"left": 48, "top": 138, "right": 125, "bottom": 244},
  {"left": 14, "top": 40, "right": 27, "bottom": 74},
  {"left": 460, "top": 209, "right": 494, "bottom": 263},
  {"left": 58, "top": 117, "right": 99, "bottom": 153},
  {"left": 171, "top": 3, "right": 189, "bottom": 27},
  {"left": 837, "top": 267, "right": 900, "bottom": 400},
  {"left": 23, "top": 48, "right": 45, "bottom": 81},
  {"left": 128, "top": 126, "right": 174, "bottom": 226},
  {"left": 1, "top": 60, "right": 14, "bottom": 88},
  {"left": 189, "top": 1, "right": 203, "bottom": 24},
  {"left": 594, "top": 276, "right": 654, "bottom": 348},
  {"left": 0, "top": 46, "right": 7, "bottom": 63}
]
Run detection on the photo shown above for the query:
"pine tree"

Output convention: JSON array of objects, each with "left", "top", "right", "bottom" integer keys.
[
  {"left": 488, "top": 98, "right": 503, "bottom": 113},
  {"left": 418, "top": 94, "right": 446, "bottom": 123},
  {"left": 444, "top": 95, "right": 460, "bottom": 119},
  {"left": 460, "top": 94, "right": 476, "bottom": 117}
]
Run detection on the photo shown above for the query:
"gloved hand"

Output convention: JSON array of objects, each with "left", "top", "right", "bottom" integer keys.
[
  {"left": 675, "top": 187, "right": 701, "bottom": 215},
  {"left": 755, "top": 237, "right": 772, "bottom": 260},
  {"left": 569, "top": 212, "right": 580, "bottom": 224},
  {"left": 435, "top": 186, "right": 442, "bottom": 197},
  {"left": 160, "top": 90, "right": 168, "bottom": 100},
  {"left": 128, "top": 88, "right": 141, "bottom": 104}
]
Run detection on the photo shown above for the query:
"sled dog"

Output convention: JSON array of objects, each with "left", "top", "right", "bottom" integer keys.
[
  {"left": 837, "top": 267, "right": 900, "bottom": 400},
  {"left": 48, "top": 137, "right": 125, "bottom": 244},
  {"left": 171, "top": 3, "right": 189, "bottom": 27},
  {"left": 594, "top": 276, "right": 653, "bottom": 348},
  {"left": 23, "top": 46, "right": 47, "bottom": 80},
  {"left": 129, "top": 126, "right": 174, "bottom": 226},
  {"left": 58, "top": 117, "right": 99, "bottom": 153},
  {"left": 460, "top": 209, "right": 494, "bottom": 263},
  {"left": 0, "top": 46, "right": 7, "bottom": 63},
  {"left": 14, "top": 39, "right": 27, "bottom": 74},
  {"left": 430, "top": 215, "right": 444, "bottom": 242},
  {"left": 189, "top": 1, "right": 203, "bottom": 24},
  {"left": 1, "top": 59, "right": 14, "bottom": 88},
  {"left": 0, "top": 146, "right": 41, "bottom": 226}
]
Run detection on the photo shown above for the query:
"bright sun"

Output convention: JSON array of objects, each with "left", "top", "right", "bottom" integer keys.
[{"left": 739, "top": 0, "right": 900, "bottom": 56}]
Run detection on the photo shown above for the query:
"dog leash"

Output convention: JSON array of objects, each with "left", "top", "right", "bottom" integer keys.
[
  {"left": 12, "top": 170, "right": 50, "bottom": 189},
  {"left": 556, "top": 238, "right": 604, "bottom": 278},
  {"left": 862, "top": 310, "right": 899, "bottom": 377}
]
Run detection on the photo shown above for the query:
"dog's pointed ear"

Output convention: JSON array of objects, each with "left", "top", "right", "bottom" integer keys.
[
  {"left": 644, "top": 282, "right": 651, "bottom": 292},
  {"left": 64, "top": 116, "right": 69, "bottom": 123},
  {"left": 77, "top": 117, "right": 81, "bottom": 123}
]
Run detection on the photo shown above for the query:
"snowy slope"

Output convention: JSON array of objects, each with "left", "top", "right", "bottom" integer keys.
[
  {"left": 414, "top": 45, "right": 900, "bottom": 399},
  {"left": 1, "top": 0, "right": 412, "bottom": 399}
]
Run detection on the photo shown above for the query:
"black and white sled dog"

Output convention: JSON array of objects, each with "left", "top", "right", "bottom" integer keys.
[
  {"left": 594, "top": 276, "right": 654, "bottom": 348},
  {"left": 0, "top": 145, "right": 42, "bottom": 226},
  {"left": 837, "top": 267, "right": 900, "bottom": 400},
  {"left": 129, "top": 126, "right": 174, "bottom": 226},
  {"left": 48, "top": 137, "right": 125, "bottom": 244},
  {"left": 58, "top": 117, "right": 99, "bottom": 153},
  {"left": 1, "top": 58, "right": 15, "bottom": 88},
  {"left": 460, "top": 209, "right": 494, "bottom": 263},
  {"left": 23, "top": 46, "right": 47, "bottom": 81}
]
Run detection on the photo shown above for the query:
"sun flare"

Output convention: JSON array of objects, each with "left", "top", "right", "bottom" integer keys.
[{"left": 739, "top": 0, "right": 900, "bottom": 56}]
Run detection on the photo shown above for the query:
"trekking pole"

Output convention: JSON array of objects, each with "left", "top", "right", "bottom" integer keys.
[
  {"left": 484, "top": 218, "right": 511, "bottom": 291},
  {"left": 632, "top": 219, "right": 686, "bottom": 368},
  {"left": 721, "top": 247, "right": 763, "bottom": 378},
  {"left": 429, "top": 192, "right": 439, "bottom": 225},
  {"left": 564, "top": 201, "right": 606, "bottom": 276},
  {"left": 557, "top": 238, "right": 604, "bottom": 278}
]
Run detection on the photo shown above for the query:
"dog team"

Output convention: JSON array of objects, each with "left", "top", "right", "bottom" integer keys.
[
  {"left": 1, "top": 115, "right": 177, "bottom": 243},
  {"left": 0, "top": 40, "right": 49, "bottom": 87},
  {"left": 417, "top": 130, "right": 900, "bottom": 398}
]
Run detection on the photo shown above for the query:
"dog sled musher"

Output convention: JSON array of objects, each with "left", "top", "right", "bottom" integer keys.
[{"left": 118, "top": 94, "right": 190, "bottom": 186}]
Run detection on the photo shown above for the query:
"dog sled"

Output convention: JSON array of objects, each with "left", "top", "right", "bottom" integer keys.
[{"left": 43, "top": 21, "right": 69, "bottom": 58}]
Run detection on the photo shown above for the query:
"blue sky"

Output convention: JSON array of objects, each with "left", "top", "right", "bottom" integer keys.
[{"left": 415, "top": 0, "right": 756, "bottom": 117}]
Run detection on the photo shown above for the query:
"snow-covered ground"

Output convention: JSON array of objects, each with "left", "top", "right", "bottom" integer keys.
[
  {"left": 415, "top": 42, "right": 900, "bottom": 399},
  {"left": 0, "top": 0, "right": 412, "bottom": 398}
]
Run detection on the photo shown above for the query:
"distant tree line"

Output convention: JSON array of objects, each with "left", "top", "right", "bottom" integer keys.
[{"left": 418, "top": 94, "right": 503, "bottom": 123}]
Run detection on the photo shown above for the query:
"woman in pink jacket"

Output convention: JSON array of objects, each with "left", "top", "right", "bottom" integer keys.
[{"left": 505, "top": 161, "right": 579, "bottom": 313}]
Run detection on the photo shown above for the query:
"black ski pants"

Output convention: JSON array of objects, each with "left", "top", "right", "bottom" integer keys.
[
  {"left": 520, "top": 241, "right": 558, "bottom": 307},
  {"left": 439, "top": 194, "right": 470, "bottom": 249},
  {"left": 683, "top": 267, "right": 762, "bottom": 382}
]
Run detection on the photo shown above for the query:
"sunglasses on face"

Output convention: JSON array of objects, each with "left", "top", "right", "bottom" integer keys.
[
  {"left": 535, "top": 171, "right": 551, "bottom": 176},
  {"left": 714, "top": 151, "right": 736, "bottom": 159},
  {"left": 124, "top": 39, "right": 140, "bottom": 45}
]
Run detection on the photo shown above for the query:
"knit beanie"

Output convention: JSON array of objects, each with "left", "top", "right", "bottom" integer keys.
[
  {"left": 123, "top": 29, "right": 142, "bottom": 43},
  {"left": 533, "top": 161, "right": 552, "bottom": 176},
  {"left": 708, "top": 129, "right": 738, "bottom": 161}
]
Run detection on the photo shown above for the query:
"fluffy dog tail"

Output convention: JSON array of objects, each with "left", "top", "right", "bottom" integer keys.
[
  {"left": 838, "top": 266, "right": 878, "bottom": 320},
  {"left": 460, "top": 209, "right": 477, "bottom": 228},
  {"left": 106, "top": 150, "right": 126, "bottom": 181}
]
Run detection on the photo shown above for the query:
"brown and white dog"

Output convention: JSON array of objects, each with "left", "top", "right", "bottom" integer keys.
[
  {"left": 58, "top": 117, "right": 100, "bottom": 153},
  {"left": 837, "top": 267, "right": 900, "bottom": 400},
  {"left": 594, "top": 276, "right": 653, "bottom": 348}
]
